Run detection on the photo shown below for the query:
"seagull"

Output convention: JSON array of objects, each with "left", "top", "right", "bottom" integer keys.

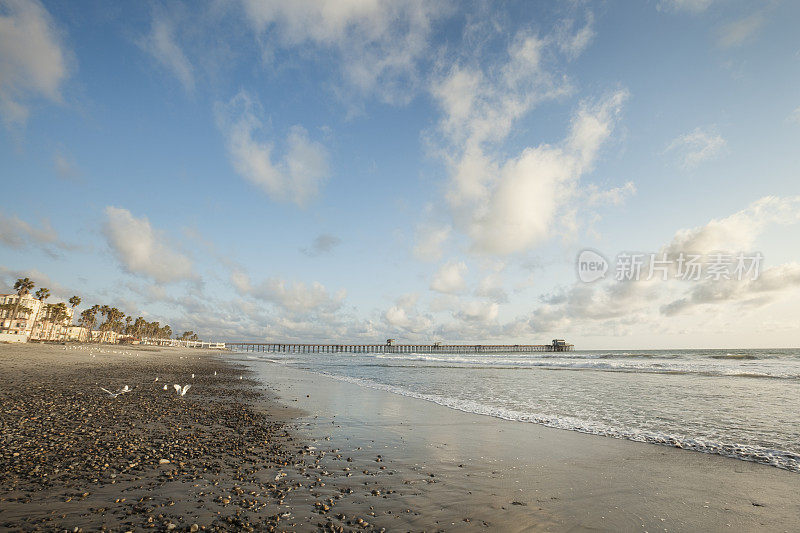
[
  {"left": 191, "top": 374, "right": 195, "bottom": 379},
  {"left": 214, "top": 371, "right": 217, "bottom": 376},
  {"left": 154, "top": 377, "right": 159, "bottom": 382},
  {"left": 99, "top": 385, "right": 131, "bottom": 398},
  {"left": 163, "top": 384, "right": 168, "bottom": 390},
  {"left": 173, "top": 384, "right": 191, "bottom": 396}
]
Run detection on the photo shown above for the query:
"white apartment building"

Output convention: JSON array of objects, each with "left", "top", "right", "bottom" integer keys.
[{"left": 0, "top": 294, "right": 75, "bottom": 342}]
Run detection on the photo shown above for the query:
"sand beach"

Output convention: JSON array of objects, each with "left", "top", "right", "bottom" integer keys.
[{"left": 2, "top": 344, "right": 799, "bottom": 532}]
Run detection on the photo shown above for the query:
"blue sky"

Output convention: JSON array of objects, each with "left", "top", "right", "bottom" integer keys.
[{"left": 2, "top": 0, "right": 800, "bottom": 348}]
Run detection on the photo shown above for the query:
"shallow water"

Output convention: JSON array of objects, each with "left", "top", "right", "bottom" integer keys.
[{"left": 240, "top": 348, "right": 800, "bottom": 472}]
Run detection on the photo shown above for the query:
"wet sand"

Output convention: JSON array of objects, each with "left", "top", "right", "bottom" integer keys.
[{"left": 240, "top": 356, "right": 800, "bottom": 532}]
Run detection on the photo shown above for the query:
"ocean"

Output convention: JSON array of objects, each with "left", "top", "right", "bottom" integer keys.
[{"left": 240, "top": 348, "right": 800, "bottom": 472}]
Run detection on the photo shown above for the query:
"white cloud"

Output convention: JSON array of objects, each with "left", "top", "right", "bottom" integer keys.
[
  {"left": 239, "top": 0, "right": 446, "bottom": 105},
  {"left": 557, "top": 13, "right": 595, "bottom": 60},
  {"left": 717, "top": 12, "right": 766, "bottom": 48},
  {"left": 585, "top": 181, "right": 636, "bottom": 206},
  {"left": 455, "top": 300, "right": 499, "bottom": 323},
  {"left": 0, "top": 266, "right": 71, "bottom": 301},
  {"left": 413, "top": 225, "right": 450, "bottom": 261},
  {"left": 232, "top": 271, "right": 346, "bottom": 314},
  {"left": 430, "top": 24, "right": 627, "bottom": 255},
  {"left": 383, "top": 295, "right": 433, "bottom": 333},
  {"left": 430, "top": 260, "right": 467, "bottom": 294},
  {"left": 215, "top": 91, "right": 330, "bottom": 206},
  {"left": 661, "top": 263, "right": 800, "bottom": 316},
  {"left": 526, "top": 196, "right": 800, "bottom": 329},
  {"left": 665, "top": 196, "right": 800, "bottom": 254},
  {"left": 0, "top": 0, "right": 70, "bottom": 125},
  {"left": 432, "top": 32, "right": 568, "bottom": 153},
  {"left": 664, "top": 127, "right": 726, "bottom": 169},
  {"left": 139, "top": 10, "right": 194, "bottom": 92},
  {"left": 476, "top": 271, "right": 508, "bottom": 303},
  {"left": 103, "top": 206, "right": 196, "bottom": 284},
  {"left": 658, "top": 0, "right": 714, "bottom": 13},
  {"left": 0, "top": 210, "right": 75, "bottom": 257},
  {"left": 463, "top": 91, "right": 627, "bottom": 254}
]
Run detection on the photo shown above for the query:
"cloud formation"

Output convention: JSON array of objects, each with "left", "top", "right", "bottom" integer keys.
[
  {"left": 215, "top": 91, "right": 330, "bottom": 206},
  {"left": 0, "top": 210, "right": 76, "bottom": 257},
  {"left": 103, "top": 206, "right": 196, "bottom": 283},
  {"left": 413, "top": 225, "right": 450, "bottom": 262},
  {"left": 239, "top": 0, "right": 446, "bottom": 105},
  {"left": 383, "top": 293, "right": 433, "bottom": 333},
  {"left": 664, "top": 127, "right": 726, "bottom": 169},
  {"left": 455, "top": 300, "right": 499, "bottom": 324},
  {"left": 139, "top": 9, "right": 194, "bottom": 92},
  {"left": 463, "top": 91, "right": 627, "bottom": 254},
  {"left": 658, "top": 0, "right": 714, "bottom": 13},
  {"left": 717, "top": 12, "right": 765, "bottom": 48},
  {"left": 431, "top": 25, "right": 628, "bottom": 255},
  {"left": 661, "top": 263, "right": 800, "bottom": 316},
  {"left": 0, "top": 0, "right": 70, "bottom": 125},
  {"left": 665, "top": 196, "right": 800, "bottom": 254},
  {"left": 526, "top": 196, "right": 800, "bottom": 330},
  {"left": 232, "top": 271, "right": 346, "bottom": 314},
  {"left": 430, "top": 260, "right": 467, "bottom": 294},
  {"left": 556, "top": 12, "right": 595, "bottom": 60}
]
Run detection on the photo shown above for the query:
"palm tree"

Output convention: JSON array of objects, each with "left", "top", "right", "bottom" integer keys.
[
  {"left": 47, "top": 302, "right": 68, "bottom": 341},
  {"left": 67, "top": 296, "right": 81, "bottom": 338},
  {"left": 80, "top": 305, "right": 99, "bottom": 342},
  {"left": 133, "top": 316, "right": 145, "bottom": 339},
  {"left": 3, "top": 277, "right": 35, "bottom": 334},
  {"left": 33, "top": 288, "right": 50, "bottom": 339},
  {"left": 99, "top": 305, "right": 111, "bottom": 329}
]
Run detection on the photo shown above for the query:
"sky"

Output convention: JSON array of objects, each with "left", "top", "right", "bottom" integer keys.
[{"left": 1, "top": 0, "right": 800, "bottom": 349}]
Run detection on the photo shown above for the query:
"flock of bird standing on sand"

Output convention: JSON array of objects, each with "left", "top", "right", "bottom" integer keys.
[{"left": 62, "top": 344, "right": 243, "bottom": 400}]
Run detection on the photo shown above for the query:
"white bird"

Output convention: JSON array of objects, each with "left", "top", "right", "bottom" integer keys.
[
  {"left": 173, "top": 384, "right": 191, "bottom": 396},
  {"left": 154, "top": 377, "right": 159, "bottom": 382},
  {"left": 191, "top": 374, "right": 195, "bottom": 379},
  {"left": 99, "top": 385, "right": 131, "bottom": 398},
  {"left": 163, "top": 384, "right": 168, "bottom": 390},
  {"left": 214, "top": 371, "right": 217, "bottom": 376}
]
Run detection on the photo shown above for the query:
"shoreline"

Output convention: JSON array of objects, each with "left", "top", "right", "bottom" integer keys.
[
  {"left": 240, "top": 355, "right": 800, "bottom": 532},
  {"left": 3, "top": 343, "right": 798, "bottom": 532}
]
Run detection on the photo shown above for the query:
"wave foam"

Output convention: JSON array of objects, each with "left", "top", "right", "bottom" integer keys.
[{"left": 262, "top": 361, "right": 800, "bottom": 473}]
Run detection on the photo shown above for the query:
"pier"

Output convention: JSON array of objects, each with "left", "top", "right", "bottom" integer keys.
[{"left": 227, "top": 339, "right": 573, "bottom": 354}]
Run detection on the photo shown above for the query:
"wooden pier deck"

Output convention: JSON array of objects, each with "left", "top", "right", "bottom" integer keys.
[{"left": 227, "top": 342, "right": 573, "bottom": 354}]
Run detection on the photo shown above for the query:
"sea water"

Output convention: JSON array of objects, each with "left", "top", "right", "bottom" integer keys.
[{"left": 242, "top": 348, "right": 800, "bottom": 472}]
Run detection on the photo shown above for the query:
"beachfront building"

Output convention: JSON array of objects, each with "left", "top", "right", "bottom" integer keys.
[
  {"left": 90, "top": 330, "right": 123, "bottom": 344},
  {"left": 0, "top": 293, "right": 45, "bottom": 341},
  {"left": 0, "top": 294, "right": 82, "bottom": 342},
  {"left": 66, "top": 325, "right": 90, "bottom": 342},
  {"left": 29, "top": 305, "right": 76, "bottom": 342}
]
